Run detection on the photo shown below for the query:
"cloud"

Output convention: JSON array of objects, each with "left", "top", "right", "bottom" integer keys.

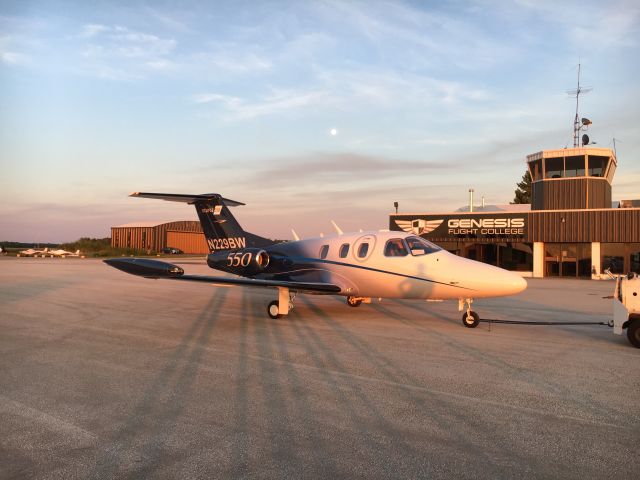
[
  {"left": 74, "top": 21, "right": 276, "bottom": 81},
  {"left": 78, "top": 23, "right": 109, "bottom": 38},
  {"left": 256, "top": 152, "right": 451, "bottom": 179},
  {"left": 314, "top": 0, "right": 516, "bottom": 70},
  {"left": 0, "top": 33, "right": 30, "bottom": 66},
  {"left": 80, "top": 25, "right": 176, "bottom": 58},
  {"left": 76, "top": 24, "right": 177, "bottom": 80},
  {"left": 192, "top": 67, "right": 491, "bottom": 123},
  {"left": 0, "top": 50, "right": 27, "bottom": 65},
  {"left": 193, "top": 88, "right": 328, "bottom": 120},
  {"left": 191, "top": 48, "right": 272, "bottom": 73},
  {"left": 318, "top": 69, "right": 491, "bottom": 108},
  {"left": 489, "top": 0, "right": 640, "bottom": 50}
]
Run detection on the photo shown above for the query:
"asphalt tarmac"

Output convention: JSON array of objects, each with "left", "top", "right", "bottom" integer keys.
[{"left": 1, "top": 257, "right": 638, "bottom": 479}]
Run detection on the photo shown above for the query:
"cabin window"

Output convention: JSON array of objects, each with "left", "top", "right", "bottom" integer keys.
[
  {"left": 384, "top": 238, "right": 408, "bottom": 257},
  {"left": 319, "top": 245, "right": 329, "bottom": 259},
  {"left": 406, "top": 236, "right": 441, "bottom": 255},
  {"left": 357, "top": 243, "right": 369, "bottom": 258},
  {"left": 339, "top": 243, "right": 350, "bottom": 258}
]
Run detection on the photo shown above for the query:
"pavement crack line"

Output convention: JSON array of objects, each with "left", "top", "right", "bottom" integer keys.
[{"left": 0, "top": 395, "right": 97, "bottom": 441}]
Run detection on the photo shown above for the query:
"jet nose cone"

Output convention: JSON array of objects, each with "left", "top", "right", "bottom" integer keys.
[
  {"left": 481, "top": 266, "right": 528, "bottom": 297},
  {"left": 510, "top": 273, "right": 528, "bottom": 294}
]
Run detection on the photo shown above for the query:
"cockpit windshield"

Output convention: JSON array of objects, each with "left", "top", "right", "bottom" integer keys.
[{"left": 405, "top": 236, "right": 441, "bottom": 255}]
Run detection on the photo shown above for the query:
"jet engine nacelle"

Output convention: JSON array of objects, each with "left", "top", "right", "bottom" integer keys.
[{"left": 207, "top": 248, "right": 270, "bottom": 275}]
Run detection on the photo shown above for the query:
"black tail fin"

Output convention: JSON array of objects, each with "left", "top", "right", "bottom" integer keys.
[{"left": 130, "top": 192, "right": 274, "bottom": 252}]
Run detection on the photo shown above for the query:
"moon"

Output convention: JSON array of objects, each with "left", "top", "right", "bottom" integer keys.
[{"left": 330, "top": 128, "right": 338, "bottom": 136}]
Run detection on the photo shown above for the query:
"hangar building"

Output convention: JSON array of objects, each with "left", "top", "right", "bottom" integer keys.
[
  {"left": 390, "top": 146, "right": 640, "bottom": 278},
  {"left": 111, "top": 221, "right": 208, "bottom": 254}
]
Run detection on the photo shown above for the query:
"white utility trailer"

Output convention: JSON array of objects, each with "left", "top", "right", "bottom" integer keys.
[{"left": 613, "top": 272, "right": 640, "bottom": 348}]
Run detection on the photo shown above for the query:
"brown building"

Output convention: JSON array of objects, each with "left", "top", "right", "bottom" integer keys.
[
  {"left": 390, "top": 146, "right": 640, "bottom": 278},
  {"left": 111, "top": 221, "right": 208, "bottom": 254}
]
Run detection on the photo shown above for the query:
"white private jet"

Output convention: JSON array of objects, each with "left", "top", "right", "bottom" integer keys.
[
  {"left": 47, "top": 249, "right": 81, "bottom": 258},
  {"left": 18, "top": 247, "right": 49, "bottom": 257},
  {"left": 105, "top": 192, "right": 527, "bottom": 327}
]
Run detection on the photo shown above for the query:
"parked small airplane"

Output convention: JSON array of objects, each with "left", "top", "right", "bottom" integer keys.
[
  {"left": 47, "top": 249, "right": 81, "bottom": 258},
  {"left": 105, "top": 192, "right": 527, "bottom": 327},
  {"left": 18, "top": 247, "right": 48, "bottom": 257}
]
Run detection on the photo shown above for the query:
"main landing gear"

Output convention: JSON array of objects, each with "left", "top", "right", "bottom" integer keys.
[
  {"left": 346, "top": 296, "right": 373, "bottom": 307},
  {"left": 267, "top": 288, "right": 296, "bottom": 319},
  {"left": 347, "top": 296, "right": 362, "bottom": 307},
  {"left": 459, "top": 298, "right": 480, "bottom": 328}
]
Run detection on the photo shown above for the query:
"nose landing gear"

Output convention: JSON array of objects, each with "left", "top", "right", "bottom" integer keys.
[{"left": 459, "top": 298, "right": 480, "bottom": 328}]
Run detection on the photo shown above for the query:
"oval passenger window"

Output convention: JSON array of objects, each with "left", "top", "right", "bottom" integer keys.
[{"left": 357, "top": 243, "right": 369, "bottom": 258}]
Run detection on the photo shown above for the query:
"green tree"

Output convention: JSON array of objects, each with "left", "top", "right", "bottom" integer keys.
[{"left": 512, "top": 170, "right": 532, "bottom": 204}]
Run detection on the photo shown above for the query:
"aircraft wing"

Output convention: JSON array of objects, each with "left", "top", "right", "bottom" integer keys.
[{"left": 104, "top": 258, "right": 342, "bottom": 294}]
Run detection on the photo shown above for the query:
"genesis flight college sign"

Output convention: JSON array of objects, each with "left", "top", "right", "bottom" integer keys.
[{"left": 394, "top": 213, "right": 527, "bottom": 239}]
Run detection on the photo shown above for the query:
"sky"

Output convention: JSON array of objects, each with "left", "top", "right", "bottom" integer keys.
[{"left": 1, "top": 0, "right": 639, "bottom": 242}]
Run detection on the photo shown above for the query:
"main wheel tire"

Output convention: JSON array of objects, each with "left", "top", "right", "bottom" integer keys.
[
  {"left": 627, "top": 319, "right": 640, "bottom": 348},
  {"left": 347, "top": 296, "right": 362, "bottom": 307},
  {"left": 268, "top": 301, "right": 281, "bottom": 319},
  {"left": 462, "top": 311, "right": 480, "bottom": 328}
]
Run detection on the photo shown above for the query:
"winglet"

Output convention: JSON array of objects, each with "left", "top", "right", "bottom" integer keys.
[
  {"left": 291, "top": 229, "right": 300, "bottom": 241},
  {"left": 330, "top": 220, "right": 343, "bottom": 235}
]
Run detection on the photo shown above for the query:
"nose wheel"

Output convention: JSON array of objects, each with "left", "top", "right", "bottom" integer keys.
[
  {"left": 459, "top": 298, "right": 480, "bottom": 328},
  {"left": 462, "top": 310, "right": 480, "bottom": 328}
]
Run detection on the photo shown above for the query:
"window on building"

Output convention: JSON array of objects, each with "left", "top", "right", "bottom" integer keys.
[
  {"left": 142, "top": 231, "right": 146, "bottom": 248},
  {"left": 319, "top": 245, "right": 329, "bottom": 259},
  {"left": 631, "top": 247, "right": 640, "bottom": 274},
  {"left": 498, "top": 243, "right": 533, "bottom": 271},
  {"left": 544, "top": 157, "right": 564, "bottom": 179},
  {"left": 528, "top": 160, "right": 542, "bottom": 181},
  {"left": 384, "top": 238, "right": 408, "bottom": 257},
  {"left": 357, "top": 243, "right": 369, "bottom": 258},
  {"left": 606, "top": 161, "right": 616, "bottom": 182},
  {"left": 564, "top": 155, "right": 585, "bottom": 177},
  {"left": 406, "top": 236, "right": 441, "bottom": 255},
  {"left": 127, "top": 232, "right": 131, "bottom": 247},
  {"left": 588, "top": 155, "right": 609, "bottom": 177},
  {"left": 602, "top": 243, "right": 625, "bottom": 274},
  {"left": 339, "top": 243, "right": 350, "bottom": 258}
]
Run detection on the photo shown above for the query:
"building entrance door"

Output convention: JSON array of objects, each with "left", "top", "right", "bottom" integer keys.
[{"left": 545, "top": 243, "right": 590, "bottom": 277}]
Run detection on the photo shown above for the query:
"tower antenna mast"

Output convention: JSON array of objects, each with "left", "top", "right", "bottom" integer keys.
[{"left": 567, "top": 62, "right": 592, "bottom": 147}]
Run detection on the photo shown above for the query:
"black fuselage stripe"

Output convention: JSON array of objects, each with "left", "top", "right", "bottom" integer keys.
[{"left": 282, "top": 256, "right": 475, "bottom": 291}]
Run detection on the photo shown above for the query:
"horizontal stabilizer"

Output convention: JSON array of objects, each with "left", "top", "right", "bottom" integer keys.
[{"left": 130, "top": 192, "right": 245, "bottom": 207}]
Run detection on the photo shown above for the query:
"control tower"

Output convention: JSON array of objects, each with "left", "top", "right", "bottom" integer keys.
[{"left": 526, "top": 147, "right": 617, "bottom": 210}]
